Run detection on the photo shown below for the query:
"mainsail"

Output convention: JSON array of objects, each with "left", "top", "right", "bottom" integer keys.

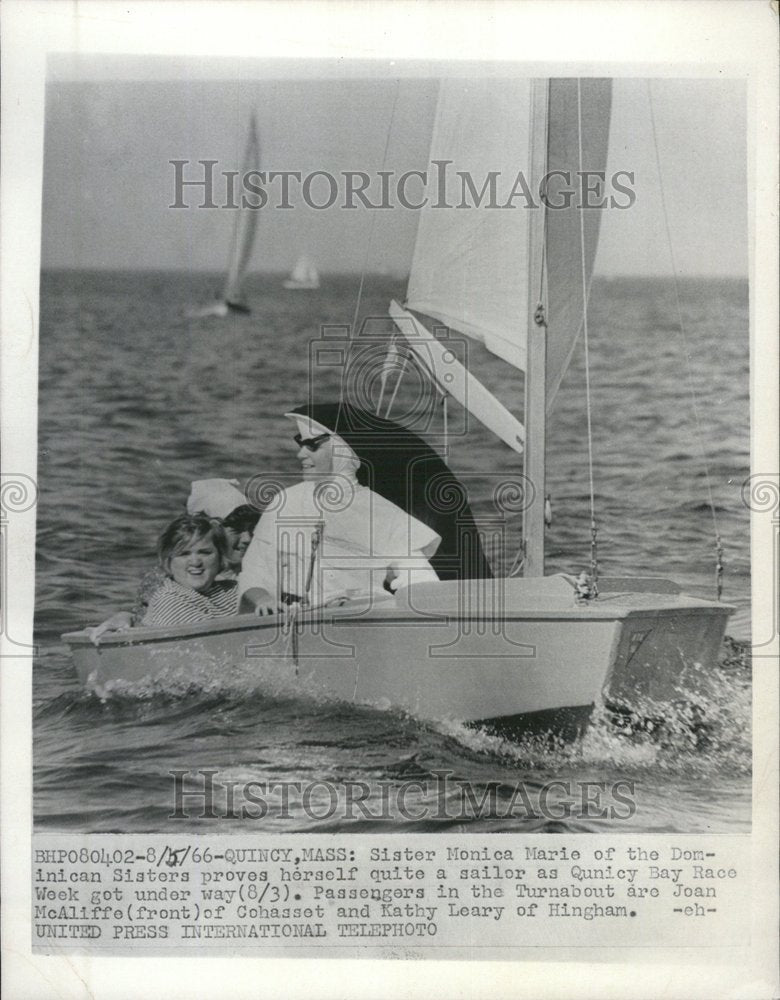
[
  {"left": 221, "top": 114, "right": 261, "bottom": 309},
  {"left": 405, "top": 78, "right": 539, "bottom": 374},
  {"left": 404, "top": 77, "right": 612, "bottom": 407},
  {"left": 395, "top": 77, "right": 612, "bottom": 575}
]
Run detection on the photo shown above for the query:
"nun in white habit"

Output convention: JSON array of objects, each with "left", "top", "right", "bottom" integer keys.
[{"left": 238, "top": 412, "right": 441, "bottom": 614}]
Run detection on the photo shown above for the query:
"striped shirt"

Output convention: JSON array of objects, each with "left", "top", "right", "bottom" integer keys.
[
  {"left": 141, "top": 578, "right": 239, "bottom": 628},
  {"left": 131, "top": 566, "right": 238, "bottom": 624}
]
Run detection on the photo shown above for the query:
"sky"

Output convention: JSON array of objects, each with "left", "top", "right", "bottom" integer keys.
[{"left": 41, "top": 59, "right": 747, "bottom": 278}]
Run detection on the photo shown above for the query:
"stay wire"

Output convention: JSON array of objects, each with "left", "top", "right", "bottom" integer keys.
[
  {"left": 646, "top": 82, "right": 723, "bottom": 592},
  {"left": 577, "top": 80, "right": 599, "bottom": 587}
]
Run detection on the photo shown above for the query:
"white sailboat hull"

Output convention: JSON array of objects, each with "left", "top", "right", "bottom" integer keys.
[
  {"left": 185, "top": 301, "right": 249, "bottom": 319},
  {"left": 64, "top": 576, "right": 731, "bottom": 740},
  {"left": 283, "top": 256, "right": 320, "bottom": 289},
  {"left": 187, "top": 115, "right": 260, "bottom": 316},
  {"left": 282, "top": 279, "right": 320, "bottom": 290}
]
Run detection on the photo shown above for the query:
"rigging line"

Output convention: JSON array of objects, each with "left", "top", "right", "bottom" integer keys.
[
  {"left": 336, "top": 77, "right": 402, "bottom": 435},
  {"left": 646, "top": 81, "right": 721, "bottom": 542},
  {"left": 507, "top": 545, "right": 525, "bottom": 577},
  {"left": 538, "top": 196, "right": 549, "bottom": 308},
  {"left": 518, "top": 221, "right": 548, "bottom": 570},
  {"left": 577, "top": 79, "right": 599, "bottom": 583},
  {"left": 384, "top": 347, "right": 409, "bottom": 419}
]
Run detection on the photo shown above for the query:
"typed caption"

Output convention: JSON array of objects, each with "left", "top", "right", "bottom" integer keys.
[{"left": 32, "top": 834, "right": 749, "bottom": 957}]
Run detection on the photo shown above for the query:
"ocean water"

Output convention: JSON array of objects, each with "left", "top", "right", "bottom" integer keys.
[{"left": 33, "top": 271, "right": 751, "bottom": 833}]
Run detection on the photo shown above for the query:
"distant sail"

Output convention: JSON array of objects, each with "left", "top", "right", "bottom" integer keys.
[
  {"left": 222, "top": 114, "right": 261, "bottom": 310},
  {"left": 283, "top": 256, "right": 320, "bottom": 290},
  {"left": 405, "top": 78, "right": 611, "bottom": 406},
  {"left": 186, "top": 115, "right": 260, "bottom": 318}
]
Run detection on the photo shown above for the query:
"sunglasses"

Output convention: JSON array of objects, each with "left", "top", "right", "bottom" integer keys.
[{"left": 294, "top": 432, "right": 331, "bottom": 452}]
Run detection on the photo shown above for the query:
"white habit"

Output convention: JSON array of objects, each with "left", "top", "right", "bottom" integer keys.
[{"left": 238, "top": 479, "right": 440, "bottom": 606}]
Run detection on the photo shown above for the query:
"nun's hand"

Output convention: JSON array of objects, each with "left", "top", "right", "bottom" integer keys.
[
  {"left": 239, "top": 588, "right": 281, "bottom": 617},
  {"left": 256, "top": 604, "right": 283, "bottom": 617},
  {"left": 87, "top": 612, "right": 133, "bottom": 646}
]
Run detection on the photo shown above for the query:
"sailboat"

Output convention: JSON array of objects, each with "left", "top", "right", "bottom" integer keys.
[
  {"left": 64, "top": 78, "right": 732, "bottom": 739},
  {"left": 283, "top": 255, "right": 320, "bottom": 290},
  {"left": 186, "top": 115, "right": 261, "bottom": 317}
]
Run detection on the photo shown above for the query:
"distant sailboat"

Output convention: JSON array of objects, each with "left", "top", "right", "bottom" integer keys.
[
  {"left": 283, "top": 255, "right": 320, "bottom": 290},
  {"left": 187, "top": 115, "right": 260, "bottom": 317}
]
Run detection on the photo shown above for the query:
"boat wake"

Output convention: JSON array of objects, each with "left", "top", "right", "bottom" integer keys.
[
  {"left": 82, "top": 651, "right": 331, "bottom": 705},
  {"left": 437, "top": 644, "right": 751, "bottom": 778},
  {"left": 71, "top": 636, "right": 752, "bottom": 781},
  {"left": 34, "top": 639, "right": 750, "bottom": 834}
]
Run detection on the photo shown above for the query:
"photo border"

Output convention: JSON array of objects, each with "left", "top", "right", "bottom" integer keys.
[{"left": 2, "top": 2, "right": 777, "bottom": 997}]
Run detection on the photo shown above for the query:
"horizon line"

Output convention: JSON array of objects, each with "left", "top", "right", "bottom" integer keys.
[{"left": 39, "top": 265, "right": 748, "bottom": 282}]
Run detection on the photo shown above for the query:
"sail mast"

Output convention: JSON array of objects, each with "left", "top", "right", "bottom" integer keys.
[{"left": 522, "top": 80, "right": 550, "bottom": 578}]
